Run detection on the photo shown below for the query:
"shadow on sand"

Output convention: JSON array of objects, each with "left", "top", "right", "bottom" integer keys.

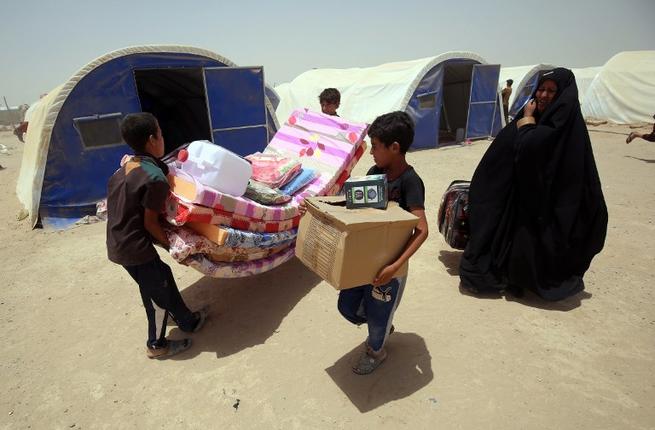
[
  {"left": 168, "top": 257, "right": 322, "bottom": 360},
  {"left": 325, "top": 332, "right": 433, "bottom": 413},
  {"left": 438, "top": 249, "right": 463, "bottom": 276},
  {"left": 625, "top": 155, "right": 655, "bottom": 164}
]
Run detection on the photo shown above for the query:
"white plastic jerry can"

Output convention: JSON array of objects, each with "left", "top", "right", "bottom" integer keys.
[{"left": 179, "top": 140, "right": 252, "bottom": 197}]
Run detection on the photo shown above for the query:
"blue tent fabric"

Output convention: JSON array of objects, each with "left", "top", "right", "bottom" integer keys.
[
  {"left": 466, "top": 64, "right": 502, "bottom": 139},
  {"left": 406, "top": 59, "right": 502, "bottom": 150}
]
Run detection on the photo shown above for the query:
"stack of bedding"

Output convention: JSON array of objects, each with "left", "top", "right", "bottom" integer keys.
[{"left": 164, "top": 109, "right": 368, "bottom": 278}]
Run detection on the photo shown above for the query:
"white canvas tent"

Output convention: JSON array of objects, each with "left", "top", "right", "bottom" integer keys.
[
  {"left": 276, "top": 52, "right": 504, "bottom": 149},
  {"left": 571, "top": 66, "right": 601, "bottom": 106},
  {"left": 582, "top": 51, "right": 655, "bottom": 124}
]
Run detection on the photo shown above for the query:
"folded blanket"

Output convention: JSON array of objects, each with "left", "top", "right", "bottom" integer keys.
[
  {"left": 279, "top": 168, "right": 317, "bottom": 196},
  {"left": 207, "top": 243, "right": 292, "bottom": 263},
  {"left": 220, "top": 226, "right": 298, "bottom": 248},
  {"left": 245, "top": 152, "right": 302, "bottom": 189},
  {"left": 169, "top": 169, "right": 300, "bottom": 221},
  {"left": 167, "top": 198, "right": 300, "bottom": 233},
  {"left": 183, "top": 245, "right": 296, "bottom": 278},
  {"left": 165, "top": 225, "right": 294, "bottom": 263},
  {"left": 245, "top": 180, "right": 292, "bottom": 205}
]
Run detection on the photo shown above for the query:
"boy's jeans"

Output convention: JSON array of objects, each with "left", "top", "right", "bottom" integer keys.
[
  {"left": 337, "top": 277, "right": 407, "bottom": 352},
  {"left": 124, "top": 257, "right": 197, "bottom": 349}
]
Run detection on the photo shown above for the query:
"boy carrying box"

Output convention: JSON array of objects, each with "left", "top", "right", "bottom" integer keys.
[
  {"left": 106, "top": 113, "right": 207, "bottom": 359},
  {"left": 301, "top": 111, "right": 429, "bottom": 374}
]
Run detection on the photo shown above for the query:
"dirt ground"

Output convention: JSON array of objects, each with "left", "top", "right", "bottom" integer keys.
[{"left": 1, "top": 123, "right": 654, "bottom": 429}]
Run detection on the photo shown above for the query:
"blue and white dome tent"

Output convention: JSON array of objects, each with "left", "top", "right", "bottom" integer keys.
[{"left": 16, "top": 45, "right": 280, "bottom": 228}]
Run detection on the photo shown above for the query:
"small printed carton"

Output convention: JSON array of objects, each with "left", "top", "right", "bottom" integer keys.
[{"left": 344, "top": 174, "right": 388, "bottom": 209}]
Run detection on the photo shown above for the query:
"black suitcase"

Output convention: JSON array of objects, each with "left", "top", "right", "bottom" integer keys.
[{"left": 437, "top": 180, "right": 470, "bottom": 250}]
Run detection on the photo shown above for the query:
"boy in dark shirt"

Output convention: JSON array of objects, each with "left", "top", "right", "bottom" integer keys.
[
  {"left": 106, "top": 112, "right": 206, "bottom": 359},
  {"left": 301, "top": 111, "right": 429, "bottom": 374}
]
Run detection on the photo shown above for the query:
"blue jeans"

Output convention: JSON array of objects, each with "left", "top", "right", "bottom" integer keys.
[{"left": 337, "top": 277, "right": 407, "bottom": 352}]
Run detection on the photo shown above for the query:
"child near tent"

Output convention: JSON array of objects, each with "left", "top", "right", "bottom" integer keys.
[
  {"left": 300, "top": 111, "right": 429, "bottom": 374},
  {"left": 626, "top": 114, "right": 655, "bottom": 143},
  {"left": 319, "top": 88, "right": 340, "bottom": 116},
  {"left": 502, "top": 79, "right": 513, "bottom": 123},
  {"left": 106, "top": 112, "right": 207, "bottom": 359}
]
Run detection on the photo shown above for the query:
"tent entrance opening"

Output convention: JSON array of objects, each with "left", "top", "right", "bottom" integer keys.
[
  {"left": 439, "top": 62, "right": 474, "bottom": 145},
  {"left": 134, "top": 68, "right": 211, "bottom": 154}
]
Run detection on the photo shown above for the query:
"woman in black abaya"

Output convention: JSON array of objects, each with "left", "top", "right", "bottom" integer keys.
[{"left": 459, "top": 68, "right": 608, "bottom": 301}]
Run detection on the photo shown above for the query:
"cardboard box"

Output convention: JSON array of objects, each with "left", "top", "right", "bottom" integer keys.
[
  {"left": 344, "top": 174, "right": 388, "bottom": 209},
  {"left": 295, "top": 196, "right": 419, "bottom": 290}
]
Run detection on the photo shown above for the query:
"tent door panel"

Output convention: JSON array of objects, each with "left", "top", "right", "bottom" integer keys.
[
  {"left": 465, "top": 64, "right": 501, "bottom": 139},
  {"left": 133, "top": 67, "right": 212, "bottom": 154},
  {"left": 203, "top": 66, "right": 267, "bottom": 156}
]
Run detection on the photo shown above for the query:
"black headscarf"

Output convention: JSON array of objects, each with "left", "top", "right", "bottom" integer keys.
[{"left": 460, "top": 68, "right": 608, "bottom": 300}]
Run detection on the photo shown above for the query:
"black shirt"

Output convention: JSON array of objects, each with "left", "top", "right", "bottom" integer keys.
[
  {"left": 367, "top": 165, "right": 425, "bottom": 212},
  {"left": 106, "top": 156, "right": 170, "bottom": 266}
]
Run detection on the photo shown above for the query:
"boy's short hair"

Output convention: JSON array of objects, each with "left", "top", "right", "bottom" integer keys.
[
  {"left": 120, "top": 112, "right": 158, "bottom": 153},
  {"left": 367, "top": 111, "right": 415, "bottom": 153},
  {"left": 506, "top": 79, "right": 514, "bottom": 86},
  {"left": 319, "top": 88, "right": 341, "bottom": 105}
]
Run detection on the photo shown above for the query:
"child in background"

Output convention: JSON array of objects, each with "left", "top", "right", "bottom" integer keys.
[{"left": 319, "top": 88, "right": 341, "bottom": 116}]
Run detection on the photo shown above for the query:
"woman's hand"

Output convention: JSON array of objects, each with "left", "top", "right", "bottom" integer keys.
[{"left": 524, "top": 99, "right": 536, "bottom": 117}]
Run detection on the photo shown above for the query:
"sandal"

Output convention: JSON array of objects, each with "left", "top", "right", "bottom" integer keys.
[
  {"left": 146, "top": 338, "right": 192, "bottom": 359},
  {"left": 626, "top": 132, "right": 635, "bottom": 144},
  {"left": 352, "top": 348, "right": 387, "bottom": 375},
  {"left": 192, "top": 308, "right": 209, "bottom": 333}
]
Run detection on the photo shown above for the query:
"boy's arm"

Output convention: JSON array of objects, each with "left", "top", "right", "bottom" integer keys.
[
  {"left": 372, "top": 206, "right": 429, "bottom": 287},
  {"left": 144, "top": 208, "right": 170, "bottom": 251}
]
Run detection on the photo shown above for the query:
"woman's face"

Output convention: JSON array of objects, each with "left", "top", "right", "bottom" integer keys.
[{"left": 535, "top": 80, "right": 558, "bottom": 113}]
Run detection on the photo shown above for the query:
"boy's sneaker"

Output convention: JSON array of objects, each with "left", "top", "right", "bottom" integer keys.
[
  {"left": 146, "top": 339, "right": 192, "bottom": 359},
  {"left": 352, "top": 346, "right": 387, "bottom": 375}
]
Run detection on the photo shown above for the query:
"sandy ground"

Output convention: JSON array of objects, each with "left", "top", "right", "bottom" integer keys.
[{"left": 0, "top": 123, "right": 654, "bottom": 430}]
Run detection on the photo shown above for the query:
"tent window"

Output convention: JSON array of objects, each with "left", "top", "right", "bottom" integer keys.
[
  {"left": 417, "top": 93, "right": 436, "bottom": 109},
  {"left": 73, "top": 113, "right": 124, "bottom": 149}
]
